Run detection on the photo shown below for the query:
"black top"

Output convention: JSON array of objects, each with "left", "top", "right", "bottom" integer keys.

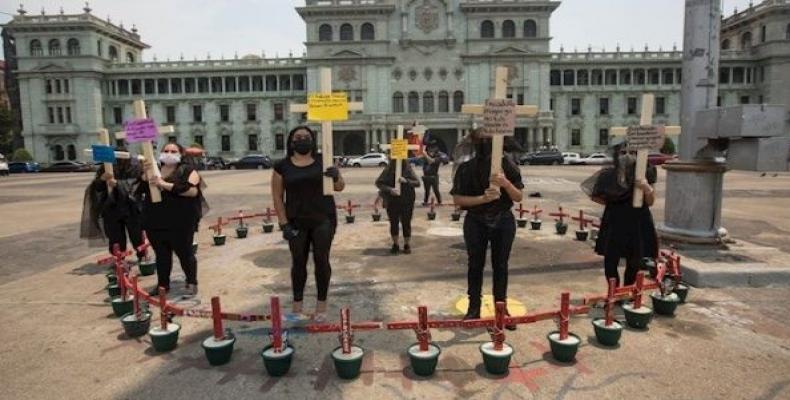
[
  {"left": 274, "top": 157, "right": 337, "bottom": 229},
  {"left": 141, "top": 164, "right": 202, "bottom": 232},
  {"left": 91, "top": 161, "right": 144, "bottom": 220},
  {"left": 375, "top": 162, "right": 421, "bottom": 208},
  {"left": 422, "top": 155, "right": 442, "bottom": 177},
  {"left": 451, "top": 156, "right": 524, "bottom": 218}
]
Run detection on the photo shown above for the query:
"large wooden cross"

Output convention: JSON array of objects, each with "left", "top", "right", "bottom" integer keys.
[
  {"left": 461, "top": 66, "right": 538, "bottom": 189},
  {"left": 379, "top": 125, "right": 421, "bottom": 188},
  {"left": 114, "top": 99, "right": 175, "bottom": 203},
  {"left": 611, "top": 93, "right": 681, "bottom": 208},
  {"left": 289, "top": 67, "right": 364, "bottom": 194}
]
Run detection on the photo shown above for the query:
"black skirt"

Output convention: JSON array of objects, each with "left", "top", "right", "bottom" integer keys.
[{"left": 594, "top": 202, "right": 659, "bottom": 261}]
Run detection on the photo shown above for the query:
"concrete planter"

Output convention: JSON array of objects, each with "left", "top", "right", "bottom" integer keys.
[
  {"left": 332, "top": 346, "right": 364, "bottom": 379},
  {"left": 138, "top": 260, "right": 156, "bottom": 276},
  {"left": 407, "top": 343, "right": 441, "bottom": 377},
  {"left": 592, "top": 318, "right": 624, "bottom": 347},
  {"left": 345, "top": 215, "right": 356, "bottom": 224},
  {"left": 427, "top": 212, "right": 437, "bottom": 221},
  {"left": 236, "top": 226, "right": 248, "bottom": 239},
  {"left": 651, "top": 292, "right": 681, "bottom": 316},
  {"left": 107, "top": 284, "right": 121, "bottom": 298},
  {"left": 530, "top": 220, "right": 542, "bottom": 230},
  {"left": 516, "top": 218, "right": 528, "bottom": 228},
  {"left": 213, "top": 235, "right": 226, "bottom": 246},
  {"left": 623, "top": 303, "right": 653, "bottom": 329},
  {"left": 555, "top": 222, "right": 568, "bottom": 235},
  {"left": 673, "top": 284, "right": 690, "bottom": 303},
  {"left": 479, "top": 342, "right": 513, "bottom": 375},
  {"left": 202, "top": 335, "right": 236, "bottom": 366},
  {"left": 262, "top": 223, "right": 274, "bottom": 233},
  {"left": 261, "top": 344, "right": 295, "bottom": 377},
  {"left": 111, "top": 297, "right": 133, "bottom": 318},
  {"left": 149, "top": 323, "right": 181, "bottom": 352},
  {"left": 372, "top": 213, "right": 382, "bottom": 222},
  {"left": 547, "top": 332, "right": 581, "bottom": 363},
  {"left": 451, "top": 213, "right": 461, "bottom": 222},
  {"left": 120, "top": 312, "right": 152, "bottom": 338},
  {"left": 575, "top": 230, "right": 589, "bottom": 241}
]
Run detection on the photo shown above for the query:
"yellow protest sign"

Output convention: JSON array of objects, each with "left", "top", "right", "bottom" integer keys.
[
  {"left": 307, "top": 92, "right": 349, "bottom": 121},
  {"left": 390, "top": 139, "right": 409, "bottom": 160}
]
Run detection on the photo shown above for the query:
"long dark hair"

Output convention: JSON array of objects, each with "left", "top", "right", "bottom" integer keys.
[{"left": 286, "top": 125, "right": 318, "bottom": 157}]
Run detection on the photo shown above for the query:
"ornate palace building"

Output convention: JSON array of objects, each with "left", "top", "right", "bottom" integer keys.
[{"left": 2, "top": 0, "right": 789, "bottom": 163}]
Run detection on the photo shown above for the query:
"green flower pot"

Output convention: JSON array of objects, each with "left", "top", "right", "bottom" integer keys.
[
  {"left": 372, "top": 214, "right": 382, "bottom": 222},
  {"left": 202, "top": 335, "right": 236, "bottom": 366},
  {"left": 111, "top": 297, "right": 133, "bottom": 318},
  {"left": 592, "top": 318, "right": 624, "bottom": 347},
  {"left": 555, "top": 222, "right": 568, "bottom": 235},
  {"left": 516, "top": 218, "right": 528, "bottom": 228},
  {"left": 107, "top": 284, "right": 121, "bottom": 298},
  {"left": 530, "top": 220, "right": 542, "bottom": 230},
  {"left": 262, "top": 224, "right": 274, "bottom": 233},
  {"left": 236, "top": 226, "right": 248, "bottom": 239},
  {"left": 451, "top": 213, "right": 461, "bottom": 222},
  {"left": 547, "top": 331, "right": 581, "bottom": 363},
  {"left": 138, "top": 260, "right": 156, "bottom": 276},
  {"left": 408, "top": 343, "right": 441, "bottom": 377},
  {"left": 427, "top": 212, "right": 437, "bottom": 221},
  {"left": 673, "top": 284, "right": 690, "bottom": 303},
  {"left": 331, "top": 345, "right": 364, "bottom": 380},
  {"left": 623, "top": 303, "right": 653, "bottom": 329},
  {"left": 479, "top": 342, "right": 513, "bottom": 375},
  {"left": 213, "top": 235, "right": 227, "bottom": 246},
  {"left": 345, "top": 215, "right": 356, "bottom": 224},
  {"left": 149, "top": 323, "right": 181, "bottom": 352},
  {"left": 575, "top": 230, "right": 589, "bottom": 241},
  {"left": 106, "top": 272, "right": 117, "bottom": 285},
  {"left": 261, "top": 344, "right": 295, "bottom": 377},
  {"left": 651, "top": 292, "right": 681, "bottom": 316},
  {"left": 120, "top": 312, "right": 152, "bottom": 338}
]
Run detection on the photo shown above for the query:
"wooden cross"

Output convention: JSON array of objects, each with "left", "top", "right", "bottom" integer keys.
[
  {"left": 461, "top": 66, "right": 539, "bottom": 188},
  {"left": 113, "top": 99, "right": 175, "bottom": 203},
  {"left": 83, "top": 129, "right": 145, "bottom": 193},
  {"left": 408, "top": 122, "right": 428, "bottom": 156},
  {"left": 379, "top": 125, "right": 421, "bottom": 187},
  {"left": 289, "top": 67, "right": 364, "bottom": 194},
  {"left": 611, "top": 93, "right": 681, "bottom": 208}
]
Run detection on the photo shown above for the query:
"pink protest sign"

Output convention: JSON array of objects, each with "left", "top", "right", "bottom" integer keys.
[{"left": 123, "top": 118, "right": 159, "bottom": 143}]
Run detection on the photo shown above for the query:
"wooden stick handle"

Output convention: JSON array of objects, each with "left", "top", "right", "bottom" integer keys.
[{"left": 211, "top": 296, "right": 224, "bottom": 340}]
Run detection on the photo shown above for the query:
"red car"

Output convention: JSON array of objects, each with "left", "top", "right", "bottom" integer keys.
[{"left": 648, "top": 152, "right": 677, "bottom": 166}]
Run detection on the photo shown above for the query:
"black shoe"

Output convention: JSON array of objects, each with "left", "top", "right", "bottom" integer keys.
[
  {"left": 505, "top": 309, "right": 517, "bottom": 331},
  {"left": 464, "top": 298, "right": 481, "bottom": 320},
  {"left": 148, "top": 286, "right": 169, "bottom": 296},
  {"left": 402, "top": 244, "right": 411, "bottom": 254},
  {"left": 390, "top": 244, "right": 400, "bottom": 254}
]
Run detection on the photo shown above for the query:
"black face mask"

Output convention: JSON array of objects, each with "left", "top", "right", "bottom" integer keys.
[{"left": 292, "top": 139, "right": 313, "bottom": 155}]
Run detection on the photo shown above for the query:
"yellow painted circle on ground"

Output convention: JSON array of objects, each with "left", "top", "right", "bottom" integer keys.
[{"left": 454, "top": 295, "right": 527, "bottom": 318}]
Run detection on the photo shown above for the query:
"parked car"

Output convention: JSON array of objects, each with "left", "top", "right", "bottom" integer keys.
[
  {"left": 8, "top": 161, "right": 40, "bottom": 173},
  {"left": 519, "top": 150, "right": 564, "bottom": 165},
  {"left": 648, "top": 152, "right": 677, "bottom": 166},
  {"left": 348, "top": 153, "right": 388, "bottom": 167},
  {"left": 40, "top": 161, "right": 97, "bottom": 172},
  {"left": 227, "top": 155, "right": 273, "bottom": 170},
  {"left": 204, "top": 156, "right": 227, "bottom": 170},
  {"left": 0, "top": 153, "right": 8, "bottom": 176},
  {"left": 562, "top": 152, "right": 581, "bottom": 165},
  {"left": 573, "top": 153, "right": 613, "bottom": 165}
]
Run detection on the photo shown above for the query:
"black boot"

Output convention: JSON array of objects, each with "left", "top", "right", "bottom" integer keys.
[
  {"left": 504, "top": 307, "right": 517, "bottom": 331},
  {"left": 464, "top": 297, "right": 481, "bottom": 320}
]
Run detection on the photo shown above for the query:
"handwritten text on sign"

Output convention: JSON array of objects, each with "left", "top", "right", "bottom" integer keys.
[
  {"left": 307, "top": 93, "right": 349, "bottom": 121},
  {"left": 482, "top": 99, "right": 516, "bottom": 137},
  {"left": 627, "top": 125, "right": 665, "bottom": 150},
  {"left": 390, "top": 139, "right": 409, "bottom": 160},
  {"left": 123, "top": 118, "right": 159, "bottom": 143},
  {"left": 91, "top": 145, "right": 116, "bottom": 163}
]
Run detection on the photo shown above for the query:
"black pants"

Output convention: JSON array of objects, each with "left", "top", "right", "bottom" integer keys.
[
  {"left": 604, "top": 253, "right": 641, "bottom": 287},
  {"left": 464, "top": 213, "right": 516, "bottom": 303},
  {"left": 103, "top": 215, "right": 145, "bottom": 259},
  {"left": 289, "top": 219, "right": 335, "bottom": 302},
  {"left": 386, "top": 202, "right": 414, "bottom": 238},
  {"left": 423, "top": 176, "right": 441, "bottom": 204},
  {"left": 148, "top": 228, "right": 197, "bottom": 290}
]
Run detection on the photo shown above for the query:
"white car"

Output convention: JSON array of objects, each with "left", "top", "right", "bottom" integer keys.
[
  {"left": 574, "top": 153, "right": 613, "bottom": 165},
  {"left": 0, "top": 153, "right": 9, "bottom": 177},
  {"left": 562, "top": 152, "right": 581, "bottom": 165},
  {"left": 348, "top": 153, "right": 389, "bottom": 167}
]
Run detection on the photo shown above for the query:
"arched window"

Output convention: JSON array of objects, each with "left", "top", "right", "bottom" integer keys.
[
  {"left": 423, "top": 91, "right": 434, "bottom": 113},
  {"left": 53, "top": 145, "right": 64, "bottom": 161},
  {"left": 361, "top": 23, "right": 375, "bottom": 40},
  {"left": 67, "top": 144, "right": 77, "bottom": 160},
  {"left": 453, "top": 90, "right": 464, "bottom": 112},
  {"left": 786, "top": 23, "right": 790, "bottom": 40},
  {"left": 126, "top": 52, "right": 135, "bottom": 63},
  {"left": 319, "top": 24, "right": 333, "bottom": 42},
  {"left": 30, "top": 39, "right": 43, "bottom": 56},
  {"left": 438, "top": 91, "right": 449, "bottom": 112},
  {"left": 502, "top": 20, "right": 516, "bottom": 38},
  {"left": 408, "top": 91, "right": 419, "bottom": 113},
  {"left": 524, "top": 20, "right": 537, "bottom": 38},
  {"left": 741, "top": 31, "right": 752, "bottom": 49},
  {"left": 722, "top": 39, "right": 731, "bottom": 50},
  {"left": 340, "top": 23, "right": 354, "bottom": 41},
  {"left": 109, "top": 45, "right": 118, "bottom": 61},
  {"left": 393, "top": 92, "right": 404, "bottom": 113},
  {"left": 48, "top": 39, "right": 61, "bottom": 56},
  {"left": 67, "top": 38, "right": 80, "bottom": 56},
  {"left": 481, "top": 20, "right": 494, "bottom": 38}
]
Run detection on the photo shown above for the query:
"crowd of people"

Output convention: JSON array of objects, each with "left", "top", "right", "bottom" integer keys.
[{"left": 81, "top": 125, "right": 658, "bottom": 322}]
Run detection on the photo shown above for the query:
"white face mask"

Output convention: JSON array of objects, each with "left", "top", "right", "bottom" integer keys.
[{"left": 159, "top": 152, "right": 181, "bottom": 165}]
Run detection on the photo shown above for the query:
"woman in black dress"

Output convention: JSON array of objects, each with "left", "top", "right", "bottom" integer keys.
[
  {"left": 141, "top": 142, "right": 204, "bottom": 296},
  {"left": 582, "top": 143, "right": 659, "bottom": 287},
  {"left": 375, "top": 161, "right": 420, "bottom": 254},
  {"left": 272, "top": 126, "right": 344, "bottom": 321}
]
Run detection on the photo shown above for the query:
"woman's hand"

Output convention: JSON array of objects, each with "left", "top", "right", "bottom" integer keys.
[
  {"left": 142, "top": 159, "right": 154, "bottom": 171},
  {"left": 107, "top": 178, "right": 117, "bottom": 188},
  {"left": 490, "top": 173, "right": 511, "bottom": 189},
  {"left": 482, "top": 187, "right": 501, "bottom": 203},
  {"left": 398, "top": 177, "right": 408, "bottom": 184},
  {"left": 391, "top": 187, "right": 400, "bottom": 196},
  {"left": 636, "top": 178, "right": 652, "bottom": 193},
  {"left": 151, "top": 175, "right": 172, "bottom": 191},
  {"left": 101, "top": 171, "right": 113, "bottom": 182}
]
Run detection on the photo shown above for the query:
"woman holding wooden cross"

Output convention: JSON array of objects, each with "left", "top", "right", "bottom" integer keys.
[
  {"left": 582, "top": 140, "right": 659, "bottom": 287},
  {"left": 451, "top": 128, "right": 524, "bottom": 327},
  {"left": 272, "top": 126, "right": 344, "bottom": 322},
  {"left": 140, "top": 142, "right": 206, "bottom": 296},
  {"left": 375, "top": 159, "right": 421, "bottom": 254}
]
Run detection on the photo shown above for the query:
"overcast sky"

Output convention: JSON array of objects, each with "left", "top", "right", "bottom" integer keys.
[{"left": 1, "top": 0, "right": 755, "bottom": 61}]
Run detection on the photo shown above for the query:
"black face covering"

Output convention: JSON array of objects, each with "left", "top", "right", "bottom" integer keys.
[{"left": 293, "top": 139, "right": 313, "bottom": 155}]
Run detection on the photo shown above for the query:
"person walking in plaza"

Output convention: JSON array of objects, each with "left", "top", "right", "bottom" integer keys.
[
  {"left": 421, "top": 145, "right": 446, "bottom": 206},
  {"left": 272, "top": 126, "right": 344, "bottom": 322},
  {"left": 376, "top": 160, "right": 420, "bottom": 255},
  {"left": 141, "top": 142, "right": 205, "bottom": 296},
  {"left": 80, "top": 146, "right": 146, "bottom": 261},
  {"left": 451, "top": 128, "right": 524, "bottom": 328},
  {"left": 582, "top": 141, "right": 659, "bottom": 288}
]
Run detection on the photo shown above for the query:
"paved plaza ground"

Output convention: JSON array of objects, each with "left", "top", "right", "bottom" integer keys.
[{"left": 0, "top": 166, "right": 789, "bottom": 399}]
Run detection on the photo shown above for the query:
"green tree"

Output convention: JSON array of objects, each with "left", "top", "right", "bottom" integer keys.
[
  {"left": 661, "top": 137, "right": 676, "bottom": 155},
  {"left": 0, "top": 106, "right": 16, "bottom": 155},
  {"left": 12, "top": 148, "right": 32, "bottom": 161}
]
